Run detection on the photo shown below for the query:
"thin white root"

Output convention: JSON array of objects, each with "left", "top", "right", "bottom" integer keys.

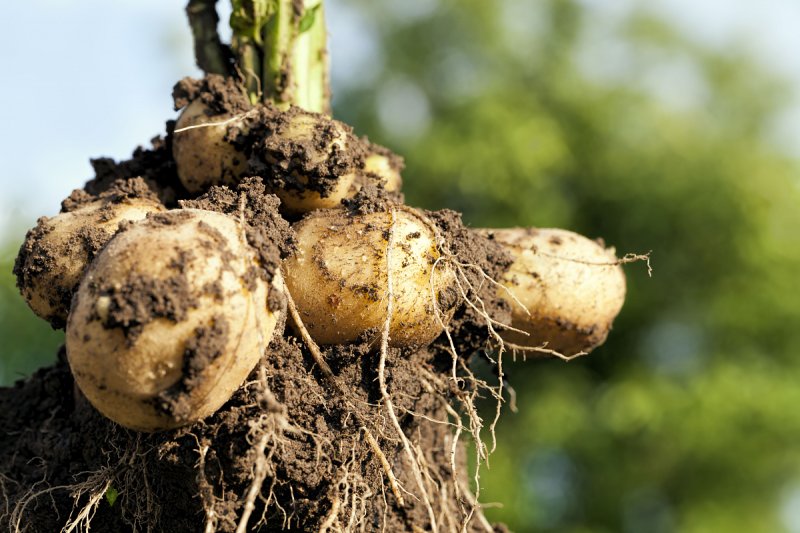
[
  {"left": 505, "top": 341, "right": 587, "bottom": 362},
  {"left": 363, "top": 427, "right": 405, "bottom": 507},
  {"left": 379, "top": 208, "right": 439, "bottom": 533},
  {"left": 236, "top": 431, "right": 270, "bottom": 533},
  {"left": 62, "top": 477, "right": 112, "bottom": 533},
  {"left": 172, "top": 109, "right": 260, "bottom": 134},
  {"left": 537, "top": 249, "right": 653, "bottom": 277},
  {"left": 318, "top": 497, "right": 341, "bottom": 532}
]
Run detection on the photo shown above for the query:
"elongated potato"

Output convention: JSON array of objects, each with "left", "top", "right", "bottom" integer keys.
[
  {"left": 485, "top": 227, "right": 626, "bottom": 356},
  {"left": 14, "top": 182, "right": 164, "bottom": 328},
  {"left": 66, "top": 209, "right": 281, "bottom": 432},
  {"left": 284, "top": 206, "right": 454, "bottom": 347}
]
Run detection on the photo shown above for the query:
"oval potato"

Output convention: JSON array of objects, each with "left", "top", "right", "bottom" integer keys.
[
  {"left": 67, "top": 209, "right": 280, "bottom": 432},
  {"left": 284, "top": 206, "right": 454, "bottom": 347},
  {"left": 485, "top": 227, "right": 626, "bottom": 356},
  {"left": 14, "top": 194, "right": 164, "bottom": 328}
]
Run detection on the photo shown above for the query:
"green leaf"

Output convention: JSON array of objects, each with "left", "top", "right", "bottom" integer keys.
[
  {"left": 298, "top": 5, "right": 321, "bottom": 34},
  {"left": 105, "top": 486, "right": 119, "bottom": 507}
]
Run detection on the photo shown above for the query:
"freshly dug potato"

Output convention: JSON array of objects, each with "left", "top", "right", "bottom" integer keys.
[
  {"left": 66, "top": 209, "right": 281, "bottom": 432},
  {"left": 258, "top": 110, "right": 362, "bottom": 213},
  {"left": 485, "top": 227, "right": 626, "bottom": 356},
  {"left": 350, "top": 147, "right": 404, "bottom": 194},
  {"left": 284, "top": 206, "right": 455, "bottom": 347},
  {"left": 14, "top": 184, "right": 164, "bottom": 328},
  {"left": 172, "top": 99, "right": 249, "bottom": 193}
]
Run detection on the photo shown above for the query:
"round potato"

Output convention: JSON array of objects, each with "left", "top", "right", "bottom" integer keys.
[
  {"left": 172, "top": 99, "right": 250, "bottom": 193},
  {"left": 14, "top": 190, "right": 164, "bottom": 328},
  {"left": 486, "top": 227, "right": 626, "bottom": 356},
  {"left": 284, "top": 206, "right": 454, "bottom": 347},
  {"left": 66, "top": 209, "right": 281, "bottom": 432},
  {"left": 261, "top": 110, "right": 362, "bottom": 214}
]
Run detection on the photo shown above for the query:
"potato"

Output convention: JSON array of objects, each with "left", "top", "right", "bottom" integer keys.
[
  {"left": 66, "top": 209, "right": 281, "bottom": 432},
  {"left": 172, "top": 99, "right": 249, "bottom": 194},
  {"left": 14, "top": 187, "right": 164, "bottom": 328},
  {"left": 284, "top": 206, "right": 454, "bottom": 347},
  {"left": 485, "top": 227, "right": 626, "bottom": 356},
  {"left": 260, "top": 110, "right": 362, "bottom": 213},
  {"left": 350, "top": 148, "right": 404, "bottom": 194}
]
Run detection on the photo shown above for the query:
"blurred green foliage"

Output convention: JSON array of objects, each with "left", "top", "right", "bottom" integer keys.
[
  {"left": 2, "top": 0, "right": 799, "bottom": 531},
  {"left": 333, "top": 0, "right": 800, "bottom": 531},
  {"left": 0, "top": 243, "right": 63, "bottom": 385}
]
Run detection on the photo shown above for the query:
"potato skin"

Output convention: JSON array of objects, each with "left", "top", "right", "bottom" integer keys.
[
  {"left": 486, "top": 227, "right": 626, "bottom": 356},
  {"left": 14, "top": 196, "right": 164, "bottom": 328},
  {"left": 284, "top": 206, "right": 454, "bottom": 348},
  {"left": 172, "top": 99, "right": 249, "bottom": 194},
  {"left": 66, "top": 209, "right": 280, "bottom": 432}
]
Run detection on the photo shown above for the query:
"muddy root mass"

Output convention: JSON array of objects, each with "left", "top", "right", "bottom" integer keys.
[{"left": 1, "top": 337, "right": 499, "bottom": 532}]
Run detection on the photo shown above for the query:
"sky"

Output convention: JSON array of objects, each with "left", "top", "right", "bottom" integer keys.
[{"left": 0, "top": 0, "right": 798, "bottom": 243}]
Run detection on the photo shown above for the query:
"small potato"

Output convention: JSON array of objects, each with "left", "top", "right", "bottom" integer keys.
[
  {"left": 486, "top": 227, "right": 626, "bottom": 356},
  {"left": 350, "top": 149, "right": 404, "bottom": 194},
  {"left": 66, "top": 209, "right": 281, "bottom": 432},
  {"left": 172, "top": 99, "right": 249, "bottom": 193},
  {"left": 284, "top": 206, "right": 454, "bottom": 347},
  {"left": 14, "top": 188, "right": 164, "bottom": 328},
  {"left": 261, "top": 110, "right": 362, "bottom": 214}
]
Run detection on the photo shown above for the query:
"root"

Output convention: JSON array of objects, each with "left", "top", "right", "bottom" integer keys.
[
  {"left": 235, "top": 365, "right": 297, "bottom": 533},
  {"left": 7, "top": 434, "right": 157, "bottom": 533},
  {"left": 363, "top": 427, "right": 405, "bottom": 507},
  {"left": 538, "top": 249, "right": 653, "bottom": 277},
  {"left": 380, "top": 208, "right": 439, "bottom": 533},
  {"left": 505, "top": 341, "right": 587, "bottom": 362},
  {"left": 172, "top": 109, "right": 260, "bottom": 134}
]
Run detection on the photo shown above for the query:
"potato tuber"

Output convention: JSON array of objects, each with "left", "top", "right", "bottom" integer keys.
[
  {"left": 66, "top": 208, "right": 281, "bottom": 432},
  {"left": 284, "top": 205, "right": 455, "bottom": 347},
  {"left": 13, "top": 181, "right": 164, "bottom": 328},
  {"left": 485, "top": 227, "right": 626, "bottom": 356}
]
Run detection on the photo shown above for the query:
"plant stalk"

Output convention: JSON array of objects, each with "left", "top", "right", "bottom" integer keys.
[
  {"left": 191, "top": 0, "right": 329, "bottom": 113},
  {"left": 186, "top": 0, "right": 231, "bottom": 76}
]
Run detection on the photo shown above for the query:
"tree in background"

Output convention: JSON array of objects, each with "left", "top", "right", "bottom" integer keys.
[
  {"left": 2, "top": 0, "right": 800, "bottom": 531},
  {"left": 332, "top": 0, "right": 800, "bottom": 531}
]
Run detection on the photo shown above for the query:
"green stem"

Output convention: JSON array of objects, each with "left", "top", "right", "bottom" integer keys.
[
  {"left": 292, "top": 0, "right": 329, "bottom": 115},
  {"left": 225, "top": 0, "right": 329, "bottom": 113},
  {"left": 262, "top": 0, "right": 294, "bottom": 108}
]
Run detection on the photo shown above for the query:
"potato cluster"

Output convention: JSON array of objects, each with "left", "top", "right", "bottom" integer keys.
[{"left": 15, "top": 76, "right": 630, "bottom": 432}]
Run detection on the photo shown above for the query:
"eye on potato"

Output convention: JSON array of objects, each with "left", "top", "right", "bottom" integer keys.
[
  {"left": 484, "top": 227, "right": 626, "bottom": 357},
  {"left": 13, "top": 180, "right": 165, "bottom": 328},
  {"left": 284, "top": 205, "right": 455, "bottom": 348},
  {"left": 66, "top": 208, "right": 282, "bottom": 432}
]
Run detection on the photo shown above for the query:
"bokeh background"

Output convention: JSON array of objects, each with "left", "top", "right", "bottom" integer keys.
[{"left": 2, "top": 1, "right": 800, "bottom": 531}]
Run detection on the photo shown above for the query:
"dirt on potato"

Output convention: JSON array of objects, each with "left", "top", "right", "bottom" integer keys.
[{"left": 1, "top": 199, "right": 509, "bottom": 533}]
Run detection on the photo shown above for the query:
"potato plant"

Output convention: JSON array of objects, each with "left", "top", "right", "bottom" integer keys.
[{"left": 1, "top": 1, "right": 644, "bottom": 532}]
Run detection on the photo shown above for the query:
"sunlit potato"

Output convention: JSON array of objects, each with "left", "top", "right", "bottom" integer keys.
[
  {"left": 484, "top": 227, "right": 626, "bottom": 357},
  {"left": 172, "top": 99, "right": 249, "bottom": 193},
  {"left": 14, "top": 187, "right": 164, "bottom": 328},
  {"left": 66, "top": 209, "right": 281, "bottom": 432},
  {"left": 284, "top": 206, "right": 455, "bottom": 348}
]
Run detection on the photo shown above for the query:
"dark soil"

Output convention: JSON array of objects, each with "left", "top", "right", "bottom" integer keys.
[{"left": 1, "top": 76, "right": 512, "bottom": 532}]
